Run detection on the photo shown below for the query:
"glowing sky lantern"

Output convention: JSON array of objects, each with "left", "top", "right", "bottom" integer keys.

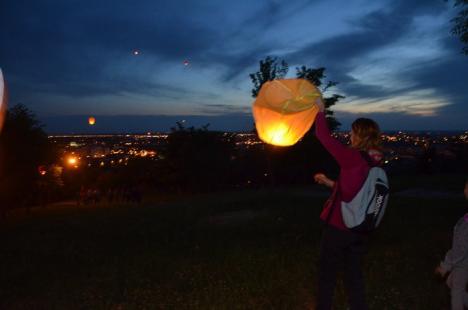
[
  {"left": 0, "top": 68, "right": 7, "bottom": 132},
  {"left": 183, "top": 59, "right": 190, "bottom": 66},
  {"left": 252, "top": 79, "right": 322, "bottom": 147},
  {"left": 133, "top": 50, "right": 140, "bottom": 56},
  {"left": 88, "top": 116, "right": 96, "bottom": 125}
]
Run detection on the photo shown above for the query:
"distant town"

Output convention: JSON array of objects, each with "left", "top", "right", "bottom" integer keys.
[{"left": 50, "top": 131, "right": 468, "bottom": 174}]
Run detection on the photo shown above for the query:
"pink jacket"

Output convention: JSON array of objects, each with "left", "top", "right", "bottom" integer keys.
[{"left": 315, "top": 112, "right": 382, "bottom": 230}]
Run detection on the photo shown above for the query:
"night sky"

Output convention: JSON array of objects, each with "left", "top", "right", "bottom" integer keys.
[{"left": 1, "top": 0, "right": 467, "bottom": 133}]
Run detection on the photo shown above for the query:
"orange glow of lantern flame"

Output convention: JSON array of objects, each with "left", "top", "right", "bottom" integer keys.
[{"left": 264, "top": 123, "right": 295, "bottom": 146}]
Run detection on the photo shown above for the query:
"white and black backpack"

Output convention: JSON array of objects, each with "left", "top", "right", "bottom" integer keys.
[{"left": 341, "top": 153, "right": 389, "bottom": 233}]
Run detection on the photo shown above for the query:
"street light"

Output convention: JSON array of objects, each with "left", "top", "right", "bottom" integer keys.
[
  {"left": 38, "top": 165, "right": 47, "bottom": 176},
  {"left": 67, "top": 156, "right": 79, "bottom": 168}
]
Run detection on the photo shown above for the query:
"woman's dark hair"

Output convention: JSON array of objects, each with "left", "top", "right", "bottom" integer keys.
[{"left": 351, "top": 118, "right": 381, "bottom": 150}]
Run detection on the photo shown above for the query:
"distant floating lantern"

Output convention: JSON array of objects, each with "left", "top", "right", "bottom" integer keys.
[
  {"left": 0, "top": 68, "right": 7, "bottom": 133},
  {"left": 183, "top": 59, "right": 190, "bottom": 66},
  {"left": 133, "top": 50, "right": 140, "bottom": 56},
  {"left": 88, "top": 116, "right": 96, "bottom": 125},
  {"left": 252, "top": 79, "right": 322, "bottom": 146}
]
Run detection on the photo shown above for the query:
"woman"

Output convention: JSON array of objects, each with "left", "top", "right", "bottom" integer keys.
[{"left": 314, "top": 99, "right": 383, "bottom": 310}]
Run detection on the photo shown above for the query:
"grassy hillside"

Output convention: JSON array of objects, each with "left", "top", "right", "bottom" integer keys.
[{"left": 0, "top": 176, "right": 466, "bottom": 309}]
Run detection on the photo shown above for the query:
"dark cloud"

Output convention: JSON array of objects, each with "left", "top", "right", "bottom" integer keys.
[
  {"left": 336, "top": 110, "right": 467, "bottom": 131},
  {"left": 214, "top": 46, "right": 275, "bottom": 83},
  {"left": 1, "top": 0, "right": 466, "bottom": 131},
  {"left": 196, "top": 0, "right": 317, "bottom": 83},
  {"left": 279, "top": 0, "right": 468, "bottom": 129},
  {"left": 402, "top": 37, "right": 468, "bottom": 111},
  {"left": 199, "top": 103, "right": 251, "bottom": 115},
  {"left": 1, "top": 0, "right": 220, "bottom": 98},
  {"left": 1, "top": 0, "right": 311, "bottom": 106},
  {"left": 286, "top": 0, "right": 451, "bottom": 98},
  {"left": 290, "top": 0, "right": 448, "bottom": 62}
]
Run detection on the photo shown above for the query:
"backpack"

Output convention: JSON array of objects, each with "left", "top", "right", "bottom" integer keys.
[{"left": 341, "top": 153, "right": 389, "bottom": 233}]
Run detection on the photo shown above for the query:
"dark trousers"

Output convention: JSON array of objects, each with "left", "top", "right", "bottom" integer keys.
[{"left": 316, "top": 225, "right": 369, "bottom": 310}]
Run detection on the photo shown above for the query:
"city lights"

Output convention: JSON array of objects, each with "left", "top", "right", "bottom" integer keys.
[
  {"left": 46, "top": 130, "right": 467, "bottom": 172},
  {"left": 67, "top": 156, "right": 79, "bottom": 168},
  {"left": 38, "top": 165, "right": 47, "bottom": 176}
]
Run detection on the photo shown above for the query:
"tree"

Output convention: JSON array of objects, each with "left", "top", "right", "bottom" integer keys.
[
  {"left": 450, "top": 0, "right": 468, "bottom": 54},
  {"left": 296, "top": 66, "right": 343, "bottom": 130},
  {"left": 249, "top": 56, "right": 289, "bottom": 97},
  {"left": 165, "top": 122, "right": 236, "bottom": 192},
  {"left": 0, "top": 104, "right": 55, "bottom": 217}
]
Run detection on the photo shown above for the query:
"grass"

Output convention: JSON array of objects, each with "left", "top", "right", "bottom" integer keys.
[
  {"left": 389, "top": 173, "right": 466, "bottom": 193},
  {"left": 0, "top": 175, "right": 466, "bottom": 309}
]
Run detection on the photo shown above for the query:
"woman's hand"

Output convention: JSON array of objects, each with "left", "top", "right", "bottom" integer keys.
[
  {"left": 314, "top": 173, "right": 335, "bottom": 188},
  {"left": 434, "top": 265, "right": 446, "bottom": 277},
  {"left": 316, "top": 97, "right": 325, "bottom": 112}
]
